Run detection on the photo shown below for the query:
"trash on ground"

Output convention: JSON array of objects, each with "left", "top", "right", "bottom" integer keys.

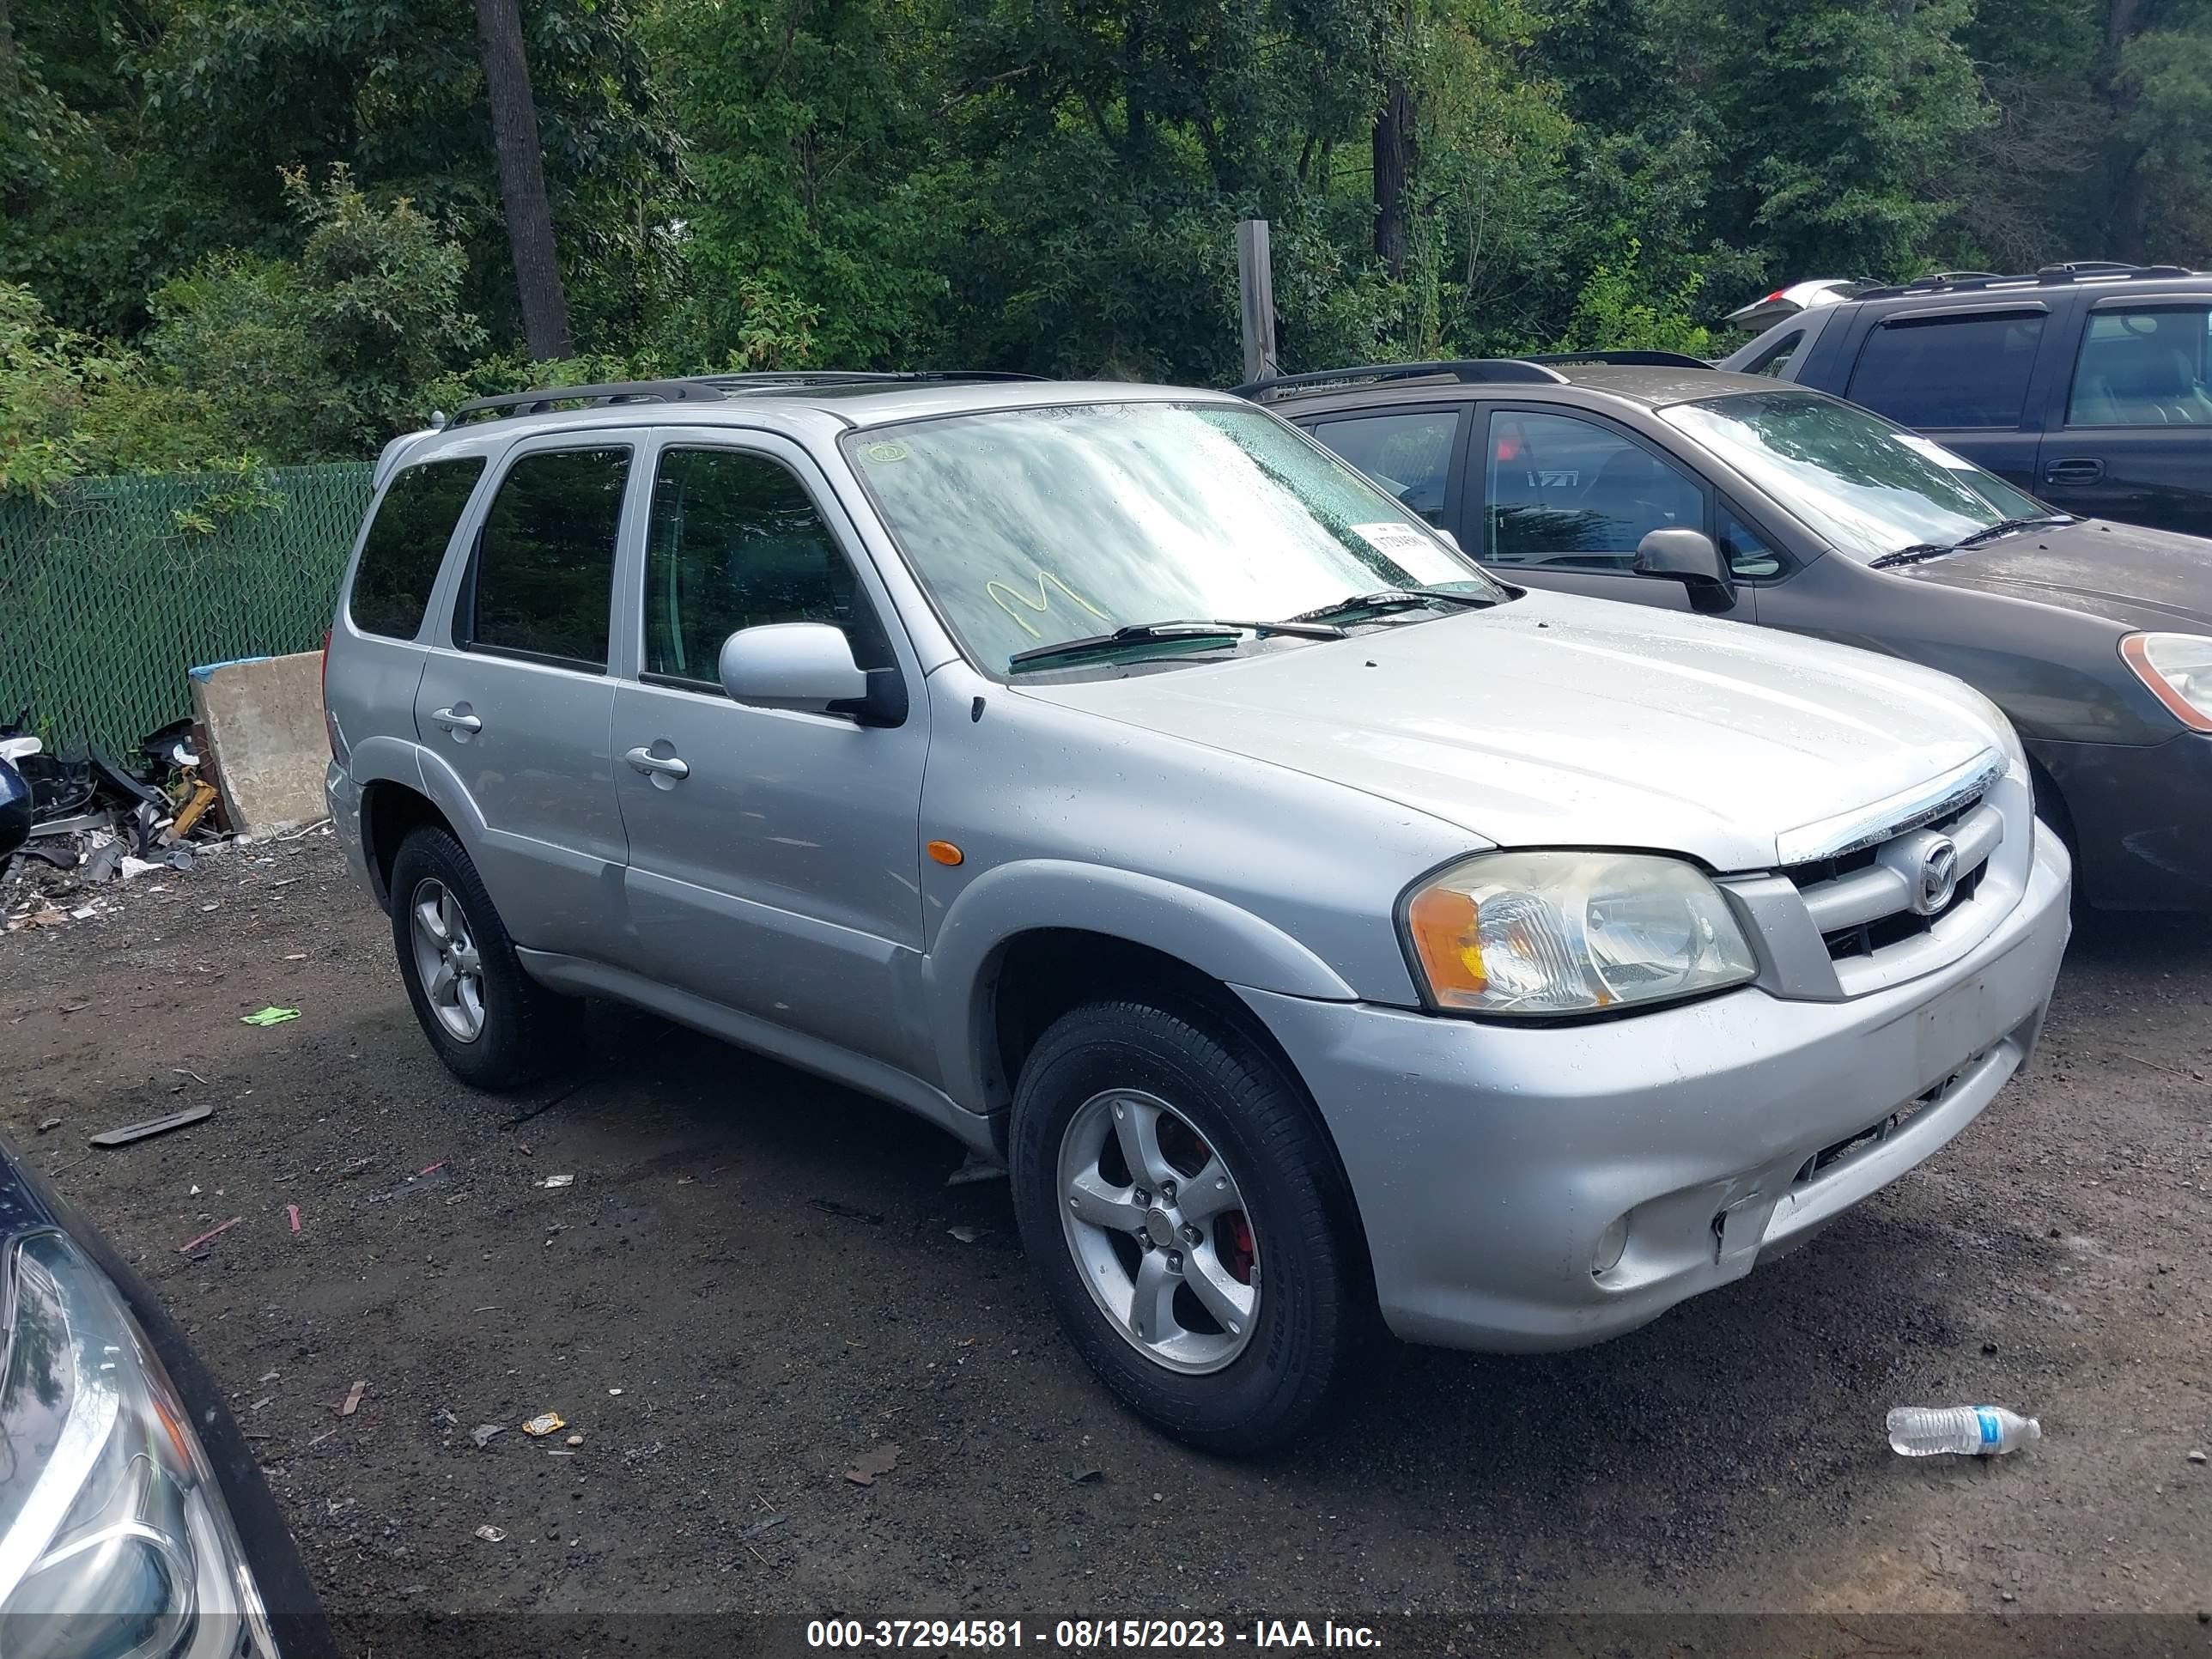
[
  {"left": 470, "top": 1424, "right": 506, "bottom": 1449},
  {"left": 175, "top": 1215, "right": 242, "bottom": 1254},
  {"left": 607, "top": 1388, "right": 623, "bottom": 1396},
  {"left": 240, "top": 1006, "right": 301, "bottom": 1027},
  {"left": 1887, "top": 1405, "right": 2041, "bottom": 1456},
  {"left": 473, "top": 1525, "right": 507, "bottom": 1543},
  {"left": 1070, "top": 1467, "right": 1103, "bottom": 1484},
  {"left": 522, "top": 1412, "right": 567, "bottom": 1437},
  {"left": 739, "top": 1513, "right": 787, "bottom": 1540},
  {"left": 35, "top": 1119, "right": 59, "bottom": 1134},
  {"left": 92, "top": 1103, "right": 213, "bottom": 1148},
  {"left": 564, "top": 1433, "right": 584, "bottom": 1447},
  {"left": 2189, "top": 1449, "right": 2207, "bottom": 1465},
  {"left": 339, "top": 1380, "right": 368, "bottom": 1417},
  {"left": 844, "top": 1443, "right": 902, "bottom": 1486},
  {"left": 285, "top": 1203, "right": 301, "bottom": 1234},
  {"left": 811, "top": 1197, "right": 884, "bottom": 1224},
  {"left": 536, "top": 1174, "right": 574, "bottom": 1189},
  {"left": 947, "top": 1224, "right": 988, "bottom": 1243}
]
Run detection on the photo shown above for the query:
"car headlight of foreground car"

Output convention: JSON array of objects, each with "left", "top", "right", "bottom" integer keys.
[
  {"left": 2123, "top": 633, "right": 2212, "bottom": 732},
  {"left": 1403, "top": 850, "right": 1759, "bottom": 1017},
  {"left": 0, "top": 1231, "right": 276, "bottom": 1659}
]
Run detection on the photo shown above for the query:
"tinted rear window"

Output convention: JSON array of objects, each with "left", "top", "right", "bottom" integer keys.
[
  {"left": 348, "top": 459, "right": 485, "bottom": 640},
  {"left": 1846, "top": 312, "right": 2045, "bottom": 428},
  {"left": 459, "top": 447, "right": 630, "bottom": 669}
]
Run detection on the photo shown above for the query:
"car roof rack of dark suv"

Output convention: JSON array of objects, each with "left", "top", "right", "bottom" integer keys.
[
  {"left": 1856, "top": 262, "right": 2200, "bottom": 301},
  {"left": 1524, "top": 349, "right": 1713, "bottom": 370},
  {"left": 1235, "top": 359, "right": 1571, "bottom": 402},
  {"left": 442, "top": 368, "right": 1048, "bottom": 426}
]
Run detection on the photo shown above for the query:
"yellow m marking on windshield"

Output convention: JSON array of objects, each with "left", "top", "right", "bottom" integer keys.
[{"left": 987, "top": 571, "right": 1113, "bottom": 638}]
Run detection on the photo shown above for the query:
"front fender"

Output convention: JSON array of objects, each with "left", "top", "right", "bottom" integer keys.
[{"left": 924, "top": 859, "right": 1358, "bottom": 1113}]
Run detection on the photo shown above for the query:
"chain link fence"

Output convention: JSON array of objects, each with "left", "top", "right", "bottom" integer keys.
[{"left": 0, "top": 464, "right": 373, "bottom": 756}]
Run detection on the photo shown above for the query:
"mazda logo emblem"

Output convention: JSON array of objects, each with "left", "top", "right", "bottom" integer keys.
[{"left": 1913, "top": 836, "right": 1960, "bottom": 916}]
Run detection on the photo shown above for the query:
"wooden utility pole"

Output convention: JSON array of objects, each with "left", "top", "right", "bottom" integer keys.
[
  {"left": 1373, "top": 76, "right": 1414, "bottom": 276},
  {"left": 1237, "top": 219, "right": 1279, "bottom": 384},
  {"left": 473, "top": 0, "right": 574, "bottom": 361}
]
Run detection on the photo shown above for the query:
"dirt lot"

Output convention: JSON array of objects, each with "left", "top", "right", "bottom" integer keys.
[{"left": 3, "top": 832, "right": 2209, "bottom": 1649}]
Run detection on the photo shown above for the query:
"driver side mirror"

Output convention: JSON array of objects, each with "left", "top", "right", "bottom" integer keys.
[
  {"left": 1634, "top": 528, "right": 1736, "bottom": 612},
  {"left": 718, "top": 623, "right": 907, "bottom": 726}
]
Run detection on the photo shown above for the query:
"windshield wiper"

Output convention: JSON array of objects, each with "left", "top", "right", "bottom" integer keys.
[
  {"left": 1006, "top": 617, "right": 1346, "bottom": 673},
  {"left": 1869, "top": 515, "right": 2075, "bottom": 568},
  {"left": 1285, "top": 587, "right": 1500, "bottom": 625}
]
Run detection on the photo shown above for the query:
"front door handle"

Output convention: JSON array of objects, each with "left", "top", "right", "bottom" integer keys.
[
  {"left": 430, "top": 708, "right": 482, "bottom": 733},
  {"left": 2045, "top": 457, "right": 2105, "bottom": 484},
  {"left": 623, "top": 745, "right": 690, "bottom": 781}
]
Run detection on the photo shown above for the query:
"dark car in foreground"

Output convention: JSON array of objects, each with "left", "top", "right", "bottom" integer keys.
[
  {"left": 0, "top": 1143, "right": 331, "bottom": 1657},
  {"left": 1717, "top": 262, "right": 2212, "bottom": 539},
  {"left": 1261, "top": 356, "right": 2212, "bottom": 911}
]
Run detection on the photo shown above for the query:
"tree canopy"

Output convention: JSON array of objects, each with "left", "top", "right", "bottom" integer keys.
[{"left": 3, "top": 0, "right": 2207, "bottom": 480}]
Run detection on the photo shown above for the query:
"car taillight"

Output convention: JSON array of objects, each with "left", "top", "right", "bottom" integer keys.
[{"left": 320, "top": 629, "right": 340, "bottom": 759}]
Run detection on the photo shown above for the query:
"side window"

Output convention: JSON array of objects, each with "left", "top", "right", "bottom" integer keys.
[
  {"left": 1482, "top": 410, "right": 1704, "bottom": 569},
  {"left": 1741, "top": 328, "right": 1806, "bottom": 380},
  {"left": 1305, "top": 410, "right": 1462, "bottom": 526},
  {"left": 458, "top": 447, "right": 630, "bottom": 670},
  {"left": 2067, "top": 307, "right": 2212, "bottom": 427},
  {"left": 1718, "top": 505, "right": 1785, "bottom": 580},
  {"left": 643, "top": 447, "right": 894, "bottom": 687},
  {"left": 1846, "top": 313, "right": 2045, "bottom": 428},
  {"left": 348, "top": 458, "right": 485, "bottom": 640}
]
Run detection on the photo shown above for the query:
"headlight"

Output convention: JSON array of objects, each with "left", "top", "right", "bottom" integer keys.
[
  {"left": 0, "top": 1232, "right": 276, "bottom": 1659},
  {"left": 1402, "top": 850, "right": 1759, "bottom": 1017},
  {"left": 1955, "top": 687, "right": 2027, "bottom": 775},
  {"left": 2122, "top": 633, "right": 2212, "bottom": 732}
]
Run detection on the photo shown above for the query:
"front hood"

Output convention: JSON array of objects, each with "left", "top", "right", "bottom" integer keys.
[
  {"left": 1896, "top": 518, "right": 2212, "bottom": 631},
  {"left": 1017, "top": 592, "right": 2008, "bottom": 872}
]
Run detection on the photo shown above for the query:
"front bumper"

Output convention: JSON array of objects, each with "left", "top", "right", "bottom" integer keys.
[
  {"left": 2033, "top": 731, "right": 2212, "bottom": 910},
  {"left": 1239, "top": 820, "right": 2073, "bottom": 1352}
]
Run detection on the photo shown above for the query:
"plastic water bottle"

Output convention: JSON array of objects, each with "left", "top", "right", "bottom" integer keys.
[{"left": 1887, "top": 1406, "right": 2041, "bottom": 1456}]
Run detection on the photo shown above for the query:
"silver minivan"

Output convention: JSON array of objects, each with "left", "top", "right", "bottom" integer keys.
[{"left": 324, "top": 374, "right": 2072, "bottom": 1449}]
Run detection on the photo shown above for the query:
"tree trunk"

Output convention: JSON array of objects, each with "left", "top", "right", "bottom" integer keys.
[
  {"left": 473, "top": 0, "right": 573, "bottom": 361},
  {"left": 1373, "top": 75, "right": 1414, "bottom": 276},
  {"left": 0, "top": 0, "right": 20, "bottom": 104}
]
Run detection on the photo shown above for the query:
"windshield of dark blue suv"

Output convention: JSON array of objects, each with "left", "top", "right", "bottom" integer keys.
[
  {"left": 1660, "top": 389, "right": 2057, "bottom": 564},
  {"left": 842, "top": 401, "right": 1505, "bottom": 674}
]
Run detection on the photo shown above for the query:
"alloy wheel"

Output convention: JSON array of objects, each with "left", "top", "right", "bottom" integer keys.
[{"left": 409, "top": 877, "right": 485, "bottom": 1043}]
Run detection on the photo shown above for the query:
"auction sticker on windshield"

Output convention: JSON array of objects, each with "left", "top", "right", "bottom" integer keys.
[
  {"left": 1894, "top": 433, "right": 1979, "bottom": 470},
  {"left": 1351, "top": 521, "right": 1465, "bottom": 583}
]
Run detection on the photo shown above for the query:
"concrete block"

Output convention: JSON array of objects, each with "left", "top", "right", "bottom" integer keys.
[{"left": 189, "top": 651, "right": 327, "bottom": 834}]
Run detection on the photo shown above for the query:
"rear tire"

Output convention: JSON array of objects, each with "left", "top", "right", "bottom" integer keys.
[
  {"left": 1010, "top": 1000, "right": 1372, "bottom": 1453},
  {"left": 388, "top": 827, "right": 578, "bottom": 1090}
]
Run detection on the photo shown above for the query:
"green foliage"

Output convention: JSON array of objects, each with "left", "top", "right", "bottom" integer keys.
[
  {"left": 1553, "top": 234, "right": 1712, "bottom": 356},
  {"left": 0, "top": 282, "right": 118, "bottom": 499}
]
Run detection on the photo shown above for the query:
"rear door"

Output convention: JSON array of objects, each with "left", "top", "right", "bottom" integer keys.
[
  {"left": 1837, "top": 303, "right": 2059, "bottom": 492},
  {"left": 1460, "top": 404, "right": 1781, "bottom": 617},
  {"left": 607, "top": 431, "right": 932, "bottom": 1073},
  {"left": 2038, "top": 296, "right": 2212, "bottom": 536},
  {"left": 1297, "top": 404, "right": 1469, "bottom": 534},
  {"left": 411, "top": 436, "right": 636, "bottom": 959}
]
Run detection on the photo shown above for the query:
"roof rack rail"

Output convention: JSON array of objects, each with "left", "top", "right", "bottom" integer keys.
[
  {"left": 445, "top": 379, "right": 727, "bottom": 426},
  {"left": 1856, "top": 262, "right": 2200, "bottom": 301},
  {"left": 689, "top": 369, "right": 1049, "bottom": 390},
  {"left": 1234, "top": 359, "right": 1568, "bottom": 401},
  {"left": 1524, "top": 349, "right": 1713, "bottom": 370}
]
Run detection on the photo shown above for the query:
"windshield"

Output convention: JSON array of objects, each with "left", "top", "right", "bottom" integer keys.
[
  {"left": 842, "top": 402, "right": 1503, "bottom": 673},
  {"left": 1659, "top": 390, "right": 2057, "bottom": 563}
]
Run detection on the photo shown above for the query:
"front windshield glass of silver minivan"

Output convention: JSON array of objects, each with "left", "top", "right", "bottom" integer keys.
[
  {"left": 842, "top": 401, "right": 1503, "bottom": 674},
  {"left": 1660, "top": 390, "right": 2057, "bottom": 564}
]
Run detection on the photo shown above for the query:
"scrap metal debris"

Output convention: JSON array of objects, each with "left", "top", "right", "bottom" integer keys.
[
  {"left": 471, "top": 1424, "right": 507, "bottom": 1449},
  {"left": 92, "top": 1103, "right": 213, "bottom": 1148},
  {"left": 473, "top": 1526, "right": 507, "bottom": 1544}
]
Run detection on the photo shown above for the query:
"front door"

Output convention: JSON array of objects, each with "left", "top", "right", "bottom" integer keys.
[
  {"left": 411, "top": 439, "right": 635, "bottom": 959},
  {"left": 609, "top": 435, "right": 931, "bottom": 1073},
  {"left": 1836, "top": 306, "right": 2053, "bottom": 494},
  {"left": 2038, "top": 299, "right": 2212, "bottom": 538}
]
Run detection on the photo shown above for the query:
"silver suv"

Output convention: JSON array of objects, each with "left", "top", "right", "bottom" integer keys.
[{"left": 324, "top": 374, "right": 2073, "bottom": 1450}]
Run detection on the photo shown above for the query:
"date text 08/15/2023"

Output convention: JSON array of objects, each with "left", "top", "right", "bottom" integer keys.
[{"left": 805, "top": 1620, "right": 1383, "bottom": 1650}]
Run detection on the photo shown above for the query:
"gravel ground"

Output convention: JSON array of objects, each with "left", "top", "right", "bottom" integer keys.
[{"left": 2, "top": 833, "right": 2209, "bottom": 1651}]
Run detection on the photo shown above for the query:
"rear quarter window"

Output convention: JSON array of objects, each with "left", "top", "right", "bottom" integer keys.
[{"left": 348, "top": 459, "right": 487, "bottom": 641}]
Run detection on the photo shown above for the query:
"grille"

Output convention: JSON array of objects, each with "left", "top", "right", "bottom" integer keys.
[{"left": 1783, "top": 792, "right": 2002, "bottom": 964}]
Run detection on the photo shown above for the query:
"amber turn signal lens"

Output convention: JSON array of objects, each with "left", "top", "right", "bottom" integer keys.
[
  {"left": 1406, "top": 884, "right": 1485, "bottom": 1000},
  {"left": 926, "top": 839, "right": 965, "bottom": 866}
]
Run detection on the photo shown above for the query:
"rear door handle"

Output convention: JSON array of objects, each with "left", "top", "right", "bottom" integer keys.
[
  {"left": 430, "top": 708, "right": 482, "bottom": 733},
  {"left": 623, "top": 745, "right": 690, "bottom": 780},
  {"left": 2045, "top": 458, "right": 2104, "bottom": 484}
]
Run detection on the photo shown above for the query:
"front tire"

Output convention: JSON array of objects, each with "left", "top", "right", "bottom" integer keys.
[
  {"left": 1010, "top": 1000, "right": 1371, "bottom": 1453},
  {"left": 388, "top": 827, "right": 578, "bottom": 1090}
]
